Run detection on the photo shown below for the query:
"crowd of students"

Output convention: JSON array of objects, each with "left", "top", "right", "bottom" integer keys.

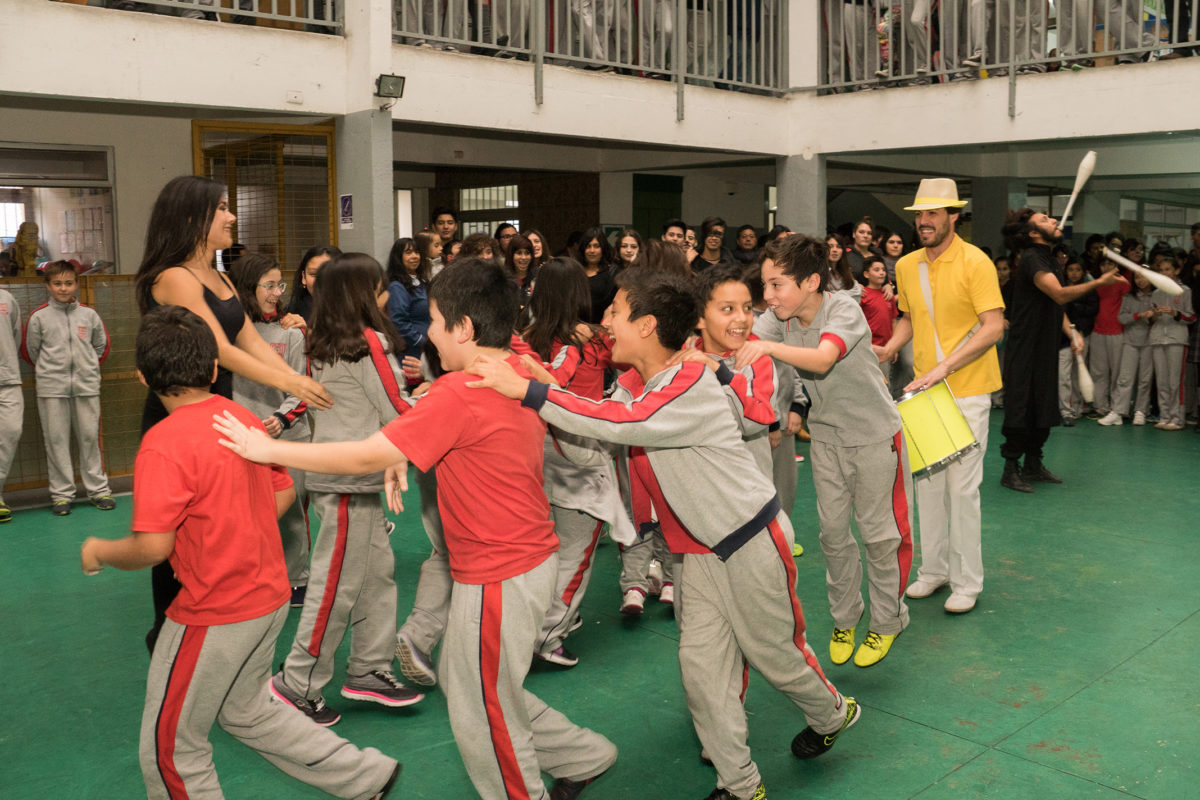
[{"left": 0, "top": 173, "right": 1189, "bottom": 799}]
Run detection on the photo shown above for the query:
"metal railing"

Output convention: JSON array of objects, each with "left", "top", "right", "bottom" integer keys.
[
  {"left": 95, "top": 0, "right": 341, "bottom": 31},
  {"left": 819, "top": 0, "right": 1199, "bottom": 94},
  {"left": 393, "top": 1, "right": 787, "bottom": 106}
]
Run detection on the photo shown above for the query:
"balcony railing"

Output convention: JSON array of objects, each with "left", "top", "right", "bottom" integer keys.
[
  {"left": 86, "top": 0, "right": 341, "bottom": 32},
  {"left": 819, "top": 0, "right": 1199, "bottom": 93},
  {"left": 393, "top": 1, "right": 786, "bottom": 98}
]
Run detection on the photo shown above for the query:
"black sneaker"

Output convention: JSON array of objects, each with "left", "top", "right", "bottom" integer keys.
[
  {"left": 0, "top": 500, "right": 11, "bottom": 523},
  {"left": 91, "top": 495, "right": 117, "bottom": 511},
  {"left": 51, "top": 500, "right": 71, "bottom": 516},
  {"left": 270, "top": 672, "right": 341, "bottom": 725},
  {"left": 394, "top": 629, "right": 438, "bottom": 688},
  {"left": 550, "top": 768, "right": 608, "bottom": 800},
  {"left": 534, "top": 645, "right": 579, "bottom": 667},
  {"left": 341, "top": 670, "right": 425, "bottom": 708},
  {"left": 703, "top": 784, "right": 766, "bottom": 800},
  {"left": 791, "top": 696, "right": 860, "bottom": 759}
]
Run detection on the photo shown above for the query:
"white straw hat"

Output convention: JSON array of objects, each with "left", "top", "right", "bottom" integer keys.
[{"left": 904, "top": 178, "right": 969, "bottom": 211}]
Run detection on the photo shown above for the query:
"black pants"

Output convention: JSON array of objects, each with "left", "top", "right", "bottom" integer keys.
[{"left": 999, "top": 425, "right": 1051, "bottom": 462}]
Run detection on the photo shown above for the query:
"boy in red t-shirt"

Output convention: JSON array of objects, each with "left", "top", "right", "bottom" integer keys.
[
  {"left": 213, "top": 260, "right": 617, "bottom": 800},
  {"left": 859, "top": 256, "right": 899, "bottom": 385},
  {"left": 80, "top": 307, "right": 399, "bottom": 800}
]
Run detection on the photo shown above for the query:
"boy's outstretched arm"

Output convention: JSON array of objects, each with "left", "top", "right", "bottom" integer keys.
[
  {"left": 735, "top": 337, "right": 841, "bottom": 376},
  {"left": 81, "top": 530, "right": 175, "bottom": 575},
  {"left": 213, "top": 411, "right": 410, "bottom": 511}
]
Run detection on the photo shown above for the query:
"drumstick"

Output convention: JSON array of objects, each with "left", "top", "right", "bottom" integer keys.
[
  {"left": 1103, "top": 247, "right": 1184, "bottom": 296},
  {"left": 1057, "top": 150, "right": 1096, "bottom": 232},
  {"left": 1075, "top": 353, "right": 1094, "bottom": 403}
]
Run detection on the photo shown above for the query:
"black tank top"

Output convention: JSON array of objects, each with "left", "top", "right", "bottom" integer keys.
[{"left": 140, "top": 272, "right": 245, "bottom": 435}]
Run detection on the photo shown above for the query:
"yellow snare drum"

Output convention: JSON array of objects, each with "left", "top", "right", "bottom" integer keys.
[{"left": 896, "top": 381, "right": 979, "bottom": 476}]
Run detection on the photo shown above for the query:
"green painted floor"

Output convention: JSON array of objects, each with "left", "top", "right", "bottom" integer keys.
[{"left": 2, "top": 410, "right": 1196, "bottom": 799}]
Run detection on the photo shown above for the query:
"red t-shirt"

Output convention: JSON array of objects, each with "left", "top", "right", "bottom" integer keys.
[
  {"left": 1093, "top": 278, "right": 1131, "bottom": 335},
  {"left": 132, "top": 395, "right": 291, "bottom": 626},
  {"left": 859, "top": 286, "right": 897, "bottom": 346},
  {"left": 381, "top": 355, "right": 557, "bottom": 584}
]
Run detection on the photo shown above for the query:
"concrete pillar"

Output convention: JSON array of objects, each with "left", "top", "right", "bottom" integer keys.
[
  {"left": 336, "top": 110, "right": 396, "bottom": 260},
  {"left": 335, "top": 0, "right": 395, "bottom": 261},
  {"left": 775, "top": 153, "right": 826, "bottom": 237},
  {"left": 971, "top": 177, "right": 1027, "bottom": 256}
]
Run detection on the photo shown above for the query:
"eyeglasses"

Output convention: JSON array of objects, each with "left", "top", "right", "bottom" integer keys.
[{"left": 257, "top": 282, "right": 287, "bottom": 293}]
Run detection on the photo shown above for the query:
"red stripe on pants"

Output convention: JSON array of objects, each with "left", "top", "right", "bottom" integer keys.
[
  {"left": 480, "top": 583, "right": 529, "bottom": 799},
  {"left": 155, "top": 625, "right": 208, "bottom": 799},
  {"left": 766, "top": 519, "right": 837, "bottom": 697},
  {"left": 561, "top": 519, "right": 604, "bottom": 604},
  {"left": 739, "top": 659, "right": 750, "bottom": 703},
  {"left": 307, "top": 494, "right": 350, "bottom": 657},
  {"left": 891, "top": 430, "right": 914, "bottom": 595}
]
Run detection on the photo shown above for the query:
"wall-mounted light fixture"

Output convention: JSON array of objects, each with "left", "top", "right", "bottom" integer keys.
[{"left": 375, "top": 74, "right": 406, "bottom": 99}]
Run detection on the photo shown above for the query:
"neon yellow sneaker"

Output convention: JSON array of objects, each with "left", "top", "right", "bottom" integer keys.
[
  {"left": 791, "top": 542, "right": 804, "bottom": 557},
  {"left": 828, "top": 626, "right": 855, "bottom": 665},
  {"left": 853, "top": 631, "right": 897, "bottom": 668}
]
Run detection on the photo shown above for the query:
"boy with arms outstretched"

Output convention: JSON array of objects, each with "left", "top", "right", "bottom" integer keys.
[
  {"left": 214, "top": 259, "right": 617, "bottom": 800},
  {"left": 741, "top": 235, "right": 913, "bottom": 668},
  {"left": 80, "top": 306, "right": 400, "bottom": 800},
  {"left": 469, "top": 270, "right": 859, "bottom": 800}
]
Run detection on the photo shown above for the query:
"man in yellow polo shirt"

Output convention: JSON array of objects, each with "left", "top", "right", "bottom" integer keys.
[{"left": 876, "top": 179, "right": 1005, "bottom": 615}]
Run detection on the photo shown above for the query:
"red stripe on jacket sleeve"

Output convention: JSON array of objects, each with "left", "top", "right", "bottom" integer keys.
[
  {"left": 365, "top": 329, "right": 410, "bottom": 416},
  {"left": 544, "top": 361, "right": 705, "bottom": 424},
  {"left": 819, "top": 333, "right": 847, "bottom": 360},
  {"left": 726, "top": 357, "right": 777, "bottom": 426}
]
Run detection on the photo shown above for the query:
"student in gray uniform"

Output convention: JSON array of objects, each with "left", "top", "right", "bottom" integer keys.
[
  {"left": 81, "top": 306, "right": 400, "bottom": 800},
  {"left": 0, "top": 286, "right": 20, "bottom": 523},
  {"left": 1148, "top": 257, "right": 1195, "bottom": 430},
  {"left": 1111, "top": 272, "right": 1157, "bottom": 425},
  {"left": 268, "top": 254, "right": 424, "bottom": 725},
  {"left": 21, "top": 261, "right": 115, "bottom": 515},
  {"left": 471, "top": 269, "right": 859, "bottom": 800},
  {"left": 231, "top": 254, "right": 313, "bottom": 604},
  {"left": 740, "top": 235, "right": 913, "bottom": 669}
]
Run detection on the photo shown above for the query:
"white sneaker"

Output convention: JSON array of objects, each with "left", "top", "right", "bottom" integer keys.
[
  {"left": 646, "top": 559, "right": 664, "bottom": 595},
  {"left": 620, "top": 588, "right": 646, "bottom": 616},
  {"left": 1157, "top": 421, "right": 1183, "bottom": 431},
  {"left": 659, "top": 583, "right": 675, "bottom": 605},
  {"left": 944, "top": 593, "right": 977, "bottom": 614},
  {"left": 1097, "top": 411, "right": 1124, "bottom": 426},
  {"left": 1132, "top": 412, "right": 1146, "bottom": 426},
  {"left": 905, "top": 579, "right": 947, "bottom": 599}
]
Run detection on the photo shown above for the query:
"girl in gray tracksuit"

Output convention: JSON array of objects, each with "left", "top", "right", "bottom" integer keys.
[
  {"left": 1112, "top": 275, "right": 1157, "bottom": 422},
  {"left": 270, "top": 254, "right": 421, "bottom": 721},
  {"left": 0, "top": 288, "right": 21, "bottom": 519},
  {"left": 230, "top": 254, "right": 313, "bottom": 594},
  {"left": 1148, "top": 260, "right": 1195, "bottom": 429},
  {"left": 22, "top": 266, "right": 113, "bottom": 507}
]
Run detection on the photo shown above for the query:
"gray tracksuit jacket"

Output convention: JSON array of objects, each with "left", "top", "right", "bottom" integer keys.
[
  {"left": 22, "top": 298, "right": 108, "bottom": 397},
  {"left": 232, "top": 320, "right": 311, "bottom": 441},
  {"left": 306, "top": 330, "right": 411, "bottom": 494},
  {"left": 0, "top": 290, "right": 20, "bottom": 387}
]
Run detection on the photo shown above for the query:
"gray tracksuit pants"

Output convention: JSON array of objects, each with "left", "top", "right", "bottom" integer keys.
[
  {"left": 771, "top": 430, "right": 798, "bottom": 517},
  {"left": 141, "top": 604, "right": 397, "bottom": 800},
  {"left": 37, "top": 395, "right": 111, "bottom": 502},
  {"left": 0, "top": 385, "right": 21, "bottom": 499},
  {"left": 810, "top": 431, "right": 913, "bottom": 634},
  {"left": 1112, "top": 344, "right": 1154, "bottom": 417},
  {"left": 281, "top": 492, "right": 397, "bottom": 698},
  {"left": 398, "top": 467, "right": 452, "bottom": 656},
  {"left": 678, "top": 519, "right": 848, "bottom": 800},
  {"left": 1153, "top": 344, "right": 1187, "bottom": 426},
  {"left": 442, "top": 555, "right": 618, "bottom": 799},
  {"left": 538, "top": 506, "right": 605, "bottom": 654},
  {"left": 1089, "top": 332, "right": 1124, "bottom": 415},
  {"left": 281, "top": 465, "right": 310, "bottom": 587}
]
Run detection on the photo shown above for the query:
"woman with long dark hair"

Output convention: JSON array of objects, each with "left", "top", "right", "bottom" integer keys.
[
  {"left": 135, "top": 175, "right": 332, "bottom": 650},
  {"left": 694, "top": 216, "right": 735, "bottom": 270},
  {"left": 614, "top": 227, "right": 645, "bottom": 272},
  {"left": 505, "top": 234, "right": 536, "bottom": 304},
  {"left": 287, "top": 244, "right": 342, "bottom": 323},
  {"left": 826, "top": 233, "right": 861, "bottom": 298},
  {"left": 521, "top": 228, "right": 550, "bottom": 270},
  {"left": 385, "top": 234, "right": 433, "bottom": 351},
  {"left": 575, "top": 226, "right": 617, "bottom": 324}
]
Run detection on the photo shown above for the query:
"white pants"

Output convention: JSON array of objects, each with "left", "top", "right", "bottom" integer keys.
[
  {"left": 1057, "top": 338, "right": 1088, "bottom": 419},
  {"left": 913, "top": 393, "right": 990, "bottom": 598},
  {"left": 1056, "top": 0, "right": 1093, "bottom": 57},
  {"left": 842, "top": 3, "right": 881, "bottom": 83},
  {"left": 0, "top": 384, "right": 22, "bottom": 499},
  {"left": 1088, "top": 332, "right": 1124, "bottom": 415},
  {"left": 38, "top": 395, "right": 111, "bottom": 502}
]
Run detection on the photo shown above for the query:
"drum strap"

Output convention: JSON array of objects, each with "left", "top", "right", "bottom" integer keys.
[{"left": 918, "top": 260, "right": 981, "bottom": 362}]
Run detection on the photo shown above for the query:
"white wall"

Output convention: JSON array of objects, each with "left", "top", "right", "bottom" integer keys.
[{"left": 0, "top": 107, "right": 193, "bottom": 273}]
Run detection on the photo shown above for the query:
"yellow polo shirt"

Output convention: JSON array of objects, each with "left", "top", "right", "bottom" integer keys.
[{"left": 895, "top": 234, "right": 1004, "bottom": 397}]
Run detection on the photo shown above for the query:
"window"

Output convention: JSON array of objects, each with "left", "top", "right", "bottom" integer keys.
[
  {"left": 0, "top": 201, "right": 24, "bottom": 239},
  {"left": 458, "top": 184, "right": 520, "bottom": 238}
]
